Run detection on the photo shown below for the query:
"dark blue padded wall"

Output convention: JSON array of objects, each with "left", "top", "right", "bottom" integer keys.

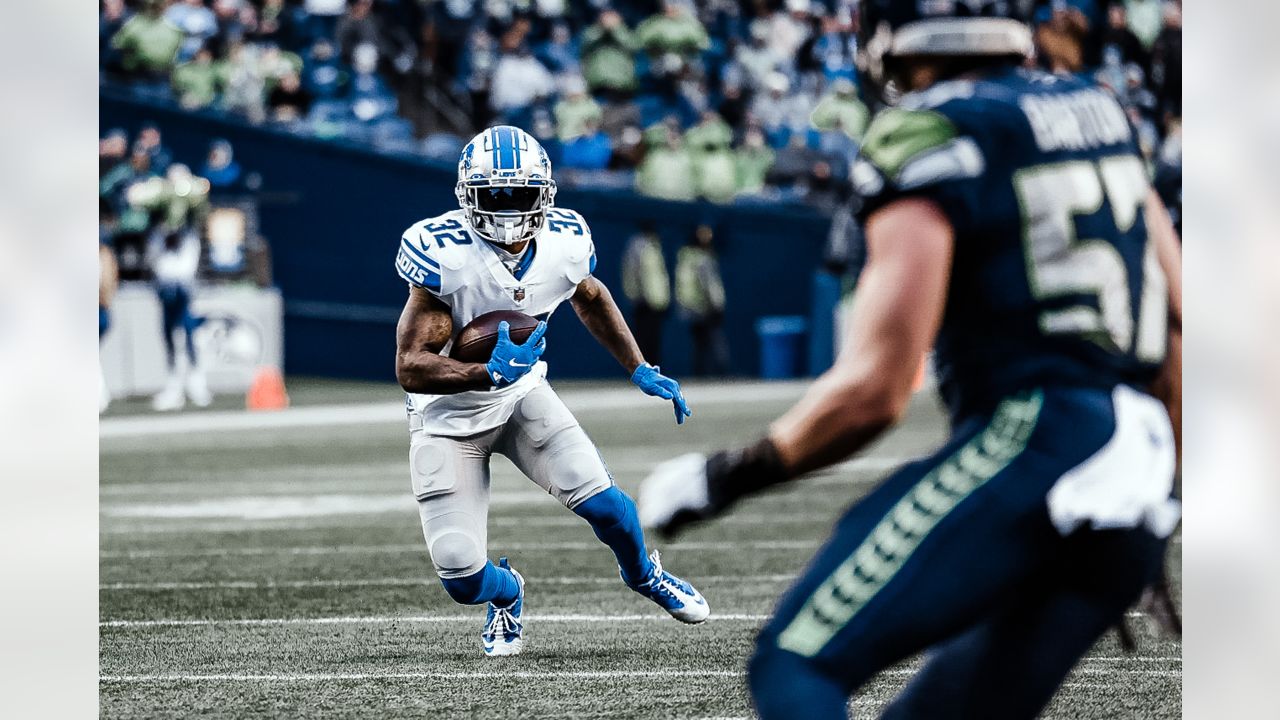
[{"left": 102, "top": 93, "right": 830, "bottom": 380}]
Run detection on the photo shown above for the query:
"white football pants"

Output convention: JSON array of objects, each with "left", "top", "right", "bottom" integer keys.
[{"left": 408, "top": 381, "right": 614, "bottom": 579}]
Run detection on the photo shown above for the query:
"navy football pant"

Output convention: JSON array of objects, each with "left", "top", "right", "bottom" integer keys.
[
  {"left": 748, "top": 388, "right": 1166, "bottom": 719},
  {"left": 157, "top": 284, "right": 201, "bottom": 367}
]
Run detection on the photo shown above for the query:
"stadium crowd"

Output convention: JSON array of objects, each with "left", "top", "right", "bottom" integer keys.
[{"left": 100, "top": 0, "right": 1182, "bottom": 215}]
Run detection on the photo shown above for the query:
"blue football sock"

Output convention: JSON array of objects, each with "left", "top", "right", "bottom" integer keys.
[
  {"left": 439, "top": 560, "right": 519, "bottom": 606},
  {"left": 573, "top": 486, "right": 655, "bottom": 586}
]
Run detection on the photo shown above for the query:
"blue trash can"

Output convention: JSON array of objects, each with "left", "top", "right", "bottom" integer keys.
[{"left": 755, "top": 316, "right": 808, "bottom": 379}]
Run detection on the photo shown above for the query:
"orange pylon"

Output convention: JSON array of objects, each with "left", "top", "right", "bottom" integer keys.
[{"left": 246, "top": 366, "right": 290, "bottom": 411}]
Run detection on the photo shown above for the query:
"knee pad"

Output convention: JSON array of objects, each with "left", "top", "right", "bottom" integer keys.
[
  {"left": 514, "top": 390, "right": 578, "bottom": 448},
  {"left": 553, "top": 448, "right": 613, "bottom": 508},
  {"left": 428, "top": 527, "right": 485, "bottom": 579}
]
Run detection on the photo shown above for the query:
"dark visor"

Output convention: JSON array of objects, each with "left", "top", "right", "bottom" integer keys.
[{"left": 477, "top": 187, "right": 540, "bottom": 213}]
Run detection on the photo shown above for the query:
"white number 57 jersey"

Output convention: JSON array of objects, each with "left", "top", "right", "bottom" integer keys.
[{"left": 396, "top": 206, "right": 596, "bottom": 436}]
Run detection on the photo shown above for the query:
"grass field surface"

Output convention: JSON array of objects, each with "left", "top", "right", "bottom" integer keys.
[{"left": 100, "top": 379, "right": 1181, "bottom": 718}]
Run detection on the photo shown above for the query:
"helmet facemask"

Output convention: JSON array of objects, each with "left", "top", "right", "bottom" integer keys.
[{"left": 457, "top": 182, "right": 555, "bottom": 246}]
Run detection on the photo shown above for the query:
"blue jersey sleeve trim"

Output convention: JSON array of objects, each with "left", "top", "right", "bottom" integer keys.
[
  {"left": 396, "top": 248, "right": 442, "bottom": 290},
  {"left": 401, "top": 235, "right": 441, "bottom": 269},
  {"left": 589, "top": 253, "right": 597, "bottom": 274}
]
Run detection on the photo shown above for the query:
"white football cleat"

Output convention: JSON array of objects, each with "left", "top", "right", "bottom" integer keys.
[
  {"left": 483, "top": 558, "right": 525, "bottom": 657},
  {"left": 185, "top": 365, "right": 213, "bottom": 408},
  {"left": 151, "top": 371, "right": 185, "bottom": 412},
  {"left": 626, "top": 549, "right": 710, "bottom": 624}
]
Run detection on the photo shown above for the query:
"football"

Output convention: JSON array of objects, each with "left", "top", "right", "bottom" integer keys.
[{"left": 450, "top": 310, "right": 541, "bottom": 364}]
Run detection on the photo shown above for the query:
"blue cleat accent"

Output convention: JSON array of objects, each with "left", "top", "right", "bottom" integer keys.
[
  {"left": 483, "top": 557, "right": 525, "bottom": 657},
  {"left": 625, "top": 549, "right": 710, "bottom": 624}
]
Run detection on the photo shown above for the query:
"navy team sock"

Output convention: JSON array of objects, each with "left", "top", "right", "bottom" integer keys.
[
  {"left": 439, "top": 560, "right": 520, "bottom": 606},
  {"left": 573, "top": 486, "right": 655, "bottom": 586}
]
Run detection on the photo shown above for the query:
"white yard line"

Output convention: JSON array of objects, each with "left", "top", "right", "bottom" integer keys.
[
  {"left": 100, "top": 669, "right": 748, "bottom": 683},
  {"left": 100, "top": 540, "right": 819, "bottom": 560},
  {"left": 99, "top": 381, "right": 809, "bottom": 438},
  {"left": 100, "top": 613, "right": 772, "bottom": 629},
  {"left": 99, "top": 511, "right": 841, "bottom": 534},
  {"left": 100, "top": 664, "right": 1180, "bottom": 684},
  {"left": 100, "top": 573, "right": 800, "bottom": 592}
]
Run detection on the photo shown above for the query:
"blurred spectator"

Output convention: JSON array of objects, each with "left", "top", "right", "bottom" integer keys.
[
  {"left": 635, "top": 123, "right": 696, "bottom": 201},
  {"left": 1100, "top": 3, "right": 1149, "bottom": 71},
  {"left": 767, "top": 133, "right": 822, "bottom": 188},
  {"left": 810, "top": 11, "right": 858, "bottom": 83},
  {"left": 148, "top": 227, "right": 211, "bottom": 411},
  {"left": 717, "top": 79, "right": 747, "bottom": 129},
  {"left": 171, "top": 45, "right": 223, "bottom": 109},
  {"left": 1125, "top": 0, "right": 1164, "bottom": 49},
  {"left": 1034, "top": 1, "right": 1090, "bottom": 74},
  {"left": 580, "top": 10, "right": 639, "bottom": 98},
  {"left": 219, "top": 40, "right": 268, "bottom": 123},
  {"left": 608, "top": 126, "right": 645, "bottom": 171},
  {"left": 100, "top": 129, "right": 130, "bottom": 177},
  {"left": 201, "top": 139, "right": 244, "bottom": 190},
  {"left": 621, "top": 223, "right": 671, "bottom": 365},
  {"left": 751, "top": 72, "right": 813, "bottom": 142},
  {"left": 1150, "top": 2, "right": 1182, "bottom": 116},
  {"left": 336, "top": 0, "right": 381, "bottom": 61},
  {"left": 268, "top": 71, "right": 315, "bottom": 122},
  {"left": 303, "top": 39, "right": 350, "bottom": 99},
  {"left": 110, "top": 0, "right": 184, "bottom": 79},
  {"left": 560, "top": 117, "right": 613, "bottom": 170},
  {"left": 554, "top": 77, "right": 603, "bottom": 142},
  {"left": 333, "top": 0, "right": 416, "bottom": 75},
  {"left": 538, "top": 22, "right": 581, "bottom": 77},
  {"left": 135, "top": 124, "right": 174, "bottom": 174},
  {"left": 165, "top": 0, "right": 219, "bottom": 62},
  {"left": 212, "top": 0, "right": 255, "bottom": 45},
  {"left": 675, "top": 224, "right": 728, "bottom": 376},
  {"left": 304, "top": 0, "right": 348, "bottom": 42},
  {"left": 490, "top": 42, "right": 555, "bottom": 116},
  {"left": 732, "top": 20, "right": 781, "bottom": 91},
  {"left": 809, "top": 78, "right": 869, "bottom": 142},
  {"left": 685, "top": 111, "right": 736, "bottom": 203},
  {"left": 636, "top": 1, "right": 710, "bottom": 61},
  {"left": 734, "top": 128, "right": 775, "bottom": 196},
  {"left": 349, "top": 43, "right": 398, "bottom": 121},
  {"left": 765, "top": 0, "right": 813, "bottom": 66}
]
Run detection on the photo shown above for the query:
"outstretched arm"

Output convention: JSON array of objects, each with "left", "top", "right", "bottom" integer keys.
[
  {"left": 395, "top": 286, "right": 492, "bottom": 394},
  {"left": 640, "top": 197, "right": 953, "bottom": 530},
  {"left": 572, "top": 274, "right": 692, "bottom": 423},
  {"left": 766, "top": 199, "right": 952, "bottom": 476},
  {"left": 570, "top": 275, "right": 645, "bottom": 373}
]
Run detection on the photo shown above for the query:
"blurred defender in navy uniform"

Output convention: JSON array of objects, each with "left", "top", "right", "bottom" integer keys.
[{"left": 641, "top": 1, "right": 1183, "bottom": 717}]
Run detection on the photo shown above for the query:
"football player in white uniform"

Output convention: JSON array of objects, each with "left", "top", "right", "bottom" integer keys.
[{"left": 394, "top": 126, "right": 709, "bottom": 657}]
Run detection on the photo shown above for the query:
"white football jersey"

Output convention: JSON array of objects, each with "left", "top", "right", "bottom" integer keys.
[{"left": 396, "top": 206, "right": 596, "bottom": 436}]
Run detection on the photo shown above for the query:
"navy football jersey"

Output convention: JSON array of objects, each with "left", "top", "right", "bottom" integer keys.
[{"left": 853, "top": 68, "right": 1168, "bottom": 423}]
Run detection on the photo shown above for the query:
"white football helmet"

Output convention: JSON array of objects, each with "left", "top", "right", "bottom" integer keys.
[{"left": 455, "top": 125, "right": 557, "bottom": 246}]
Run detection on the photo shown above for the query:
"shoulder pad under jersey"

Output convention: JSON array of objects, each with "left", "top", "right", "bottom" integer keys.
[
  {"left": 396, "top": 211, "right": 479, "bottom": 295},
  {"left": 544, "top": 207, "right": 597, "bottom": 283}
]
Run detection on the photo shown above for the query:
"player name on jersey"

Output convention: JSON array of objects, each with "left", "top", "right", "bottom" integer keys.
[{"left": 1019, "top": 88, "right": 1132, "bottom": 153}]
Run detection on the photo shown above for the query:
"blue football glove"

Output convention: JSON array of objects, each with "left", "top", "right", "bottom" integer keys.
[
  {"left": 631, "top": 363, "right": 692, "bottom": 425},
  {"left": 486, "top": 320, "right": 547, "bottom": 387}
]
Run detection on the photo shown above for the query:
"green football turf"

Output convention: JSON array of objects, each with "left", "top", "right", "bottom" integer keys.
[{"left": 100, "top": 379, "right": 1181, "bottom": 719}]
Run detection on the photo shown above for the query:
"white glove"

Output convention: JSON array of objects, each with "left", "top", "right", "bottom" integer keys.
[{"left": 638, "top": 453, "right": 712, "bottom": 533}]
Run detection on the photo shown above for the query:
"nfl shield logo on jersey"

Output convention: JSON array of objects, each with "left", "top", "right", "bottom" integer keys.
[{"left": 512, "top": 287, "right": 526, "bottom": 302}]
